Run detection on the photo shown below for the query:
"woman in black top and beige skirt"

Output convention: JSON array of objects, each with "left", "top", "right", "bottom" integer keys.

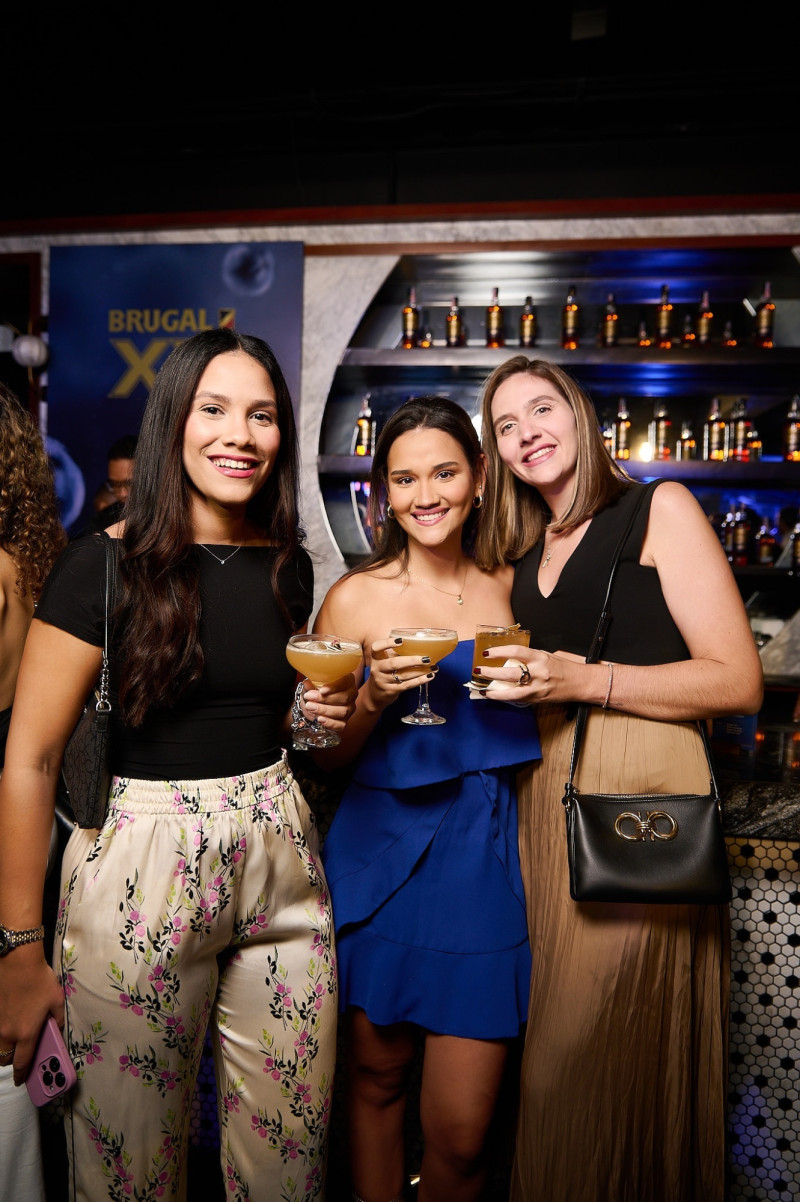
[{"left": 474, "top": 357, "right": 763, "bottom": 1202}]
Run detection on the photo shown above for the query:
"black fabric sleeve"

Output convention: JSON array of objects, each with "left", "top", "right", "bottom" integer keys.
[{"left": 34, "top": 532, "right": 108, "bottom": 647}]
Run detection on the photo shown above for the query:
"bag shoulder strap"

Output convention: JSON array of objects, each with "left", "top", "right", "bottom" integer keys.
[
  {"left": 564, "top": 480, "right": 719, "bottom": 796},
  {"left": 96, "top": 533, "right": 114, "bottom": 714}
]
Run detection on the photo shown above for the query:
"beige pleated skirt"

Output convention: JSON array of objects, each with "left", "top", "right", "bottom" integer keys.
[{"left": 511, "top": 704, "right": 730, "bottom": 1202}]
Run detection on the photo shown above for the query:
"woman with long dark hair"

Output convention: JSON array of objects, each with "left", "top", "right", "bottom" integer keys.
[
  {"left": 314, "top": 396, "right": 540, "bottom": 1202},
  {"left": 0, "top": 330, "right": 356, "bottom": 1200}
]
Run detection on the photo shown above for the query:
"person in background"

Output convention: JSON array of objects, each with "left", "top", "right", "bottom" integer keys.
[
  {"left": 0, "top": 330, "right": 357, "bottom": 1201},
  {"left": 78, "top": 433, "right": 139, "bottom": 536},
  {"left": 0, "top": 383, "right": 67, "bottom": 1202},
  {"left": 313, "top": 396, "right": 540, "bottom": 1202},
  {"left": 475, "top": 356, "right": 763, "bottom": 1202}
]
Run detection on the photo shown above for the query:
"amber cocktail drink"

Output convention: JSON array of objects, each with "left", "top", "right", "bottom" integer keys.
[
  {"left": 286, "top": 634, "right": 362, "bottom": 748},
  {"left": 471, "top": 624, "right": 531, "bottom": 688},
  {"left": 390, "top": 627, "right": 459, "bottom": 726}
]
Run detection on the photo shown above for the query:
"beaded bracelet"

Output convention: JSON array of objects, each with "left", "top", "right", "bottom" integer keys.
[{"left": 602, "top": 662, "right": 614, "bottom": 709}]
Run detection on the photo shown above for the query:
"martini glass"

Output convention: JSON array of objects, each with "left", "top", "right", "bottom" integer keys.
[
  {"left": 389, "top": 627, "right": 459, "bottom": 726},
  {"left": 286, "top": 633, "right": 363, "bottom": 749}
]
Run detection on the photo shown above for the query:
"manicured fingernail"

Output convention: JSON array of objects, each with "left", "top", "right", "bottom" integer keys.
[
  {"left": 421, "top": 656, "right": 431, "bottom": 664},
  {"left": 426, "top": 672, "right": 435, "bottom": 680},
  {"left": 482, "top": 650, "right": 490, "bottom": 657},
  {"left": 394, "top": 637, "right": 403, "bottom": 644}
]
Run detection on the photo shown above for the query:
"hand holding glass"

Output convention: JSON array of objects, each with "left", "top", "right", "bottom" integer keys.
[
  {"left": 471, "top": 624, "right": 531, "bottom": 688},
  {"left": 389, "top": 627, "right": 459, "bottom": 726},
  {"left": 286, "top": 633, "right": 363, "bottom": 749}
]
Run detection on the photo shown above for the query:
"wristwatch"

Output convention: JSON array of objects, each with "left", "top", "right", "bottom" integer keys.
[{"left": 0, "top": 922, "right": 45, "bottom": 957}]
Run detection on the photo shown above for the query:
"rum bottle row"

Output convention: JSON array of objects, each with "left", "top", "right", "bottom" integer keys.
[{"left": 399, "top": 282, "right": 778, "bottom": 350}]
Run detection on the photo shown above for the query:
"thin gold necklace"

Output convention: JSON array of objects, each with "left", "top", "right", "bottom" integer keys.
[{"left": 406, "top": 560, "right": 469, "bottom": 605}]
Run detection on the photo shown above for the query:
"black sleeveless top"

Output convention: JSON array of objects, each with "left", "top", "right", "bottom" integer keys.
[
  {"left": 36, "top": 533, "right": 314, "bottom": 779},
  {"left": 511, "top": 481, "right": 690, "bottom": 665}
]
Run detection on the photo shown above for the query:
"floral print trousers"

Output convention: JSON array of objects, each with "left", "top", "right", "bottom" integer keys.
[{"left": 55, "top": 754, "right": 337, "bottom": 1202}]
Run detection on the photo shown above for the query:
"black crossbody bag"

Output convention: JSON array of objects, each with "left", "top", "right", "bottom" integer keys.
[
  {"left": 61, "top": 533, "right": 115, "bottom": 829},
  {"left": 561, "top": 482, "right": 732, "bottom": 905}
]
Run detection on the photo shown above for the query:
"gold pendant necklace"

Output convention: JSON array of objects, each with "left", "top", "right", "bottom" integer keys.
[
  {"left": 407, "top": 561, "right": 469, "bottom": 604},
  {"left": 541, "top": 545, "right": 553, "bottom": 569}
]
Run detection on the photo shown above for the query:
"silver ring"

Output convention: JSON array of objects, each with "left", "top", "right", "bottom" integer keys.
[
  {"left": 393, "top": 671, "right": 401, "bottom": 685},
  {"left": 518, "top": 665, "right": 531, "bottom": 687}
]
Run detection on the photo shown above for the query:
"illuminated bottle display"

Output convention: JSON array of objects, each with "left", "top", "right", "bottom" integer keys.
[
  {"left": 648, "top": 400, "right": 672, "bottom": 460},
  {"left": 728, "top": 398, "right": 752, "bottom": 462},
  {"left": 351, "top": 395, "right": 375, "bottom": 457},
  {"left": 401, "top": 286, "right": 420, "bottom": 349},
  {"left": 418, "top": 310, "right": 434, "bottom": 349},
  {"left": 519, "top": 295, "right": 537, "bottom": 348},
  {"left": 600, "top": 409, "right": 614, "bottom": 456},
  {"left": 637, "top": 320, "right": 652, "bottom": 348},
  {"left": 731, "top": 507, "right": 753, "bottom": 568},
  {"left": 445, "top": 296, "right": 465, "bottom": 348},
  {"left": 656, "top": 284, "right": 673, "bottom": 349},
  {"left": 676, "top": 421, "right": 697, "bottom": 461},
  {"left": 695, "top": 290, "right": 713, "bottom": 345},
  {"left": 783, "top": 395, "right": 800, "bottom": 461},
  {"left": 612, "top": 398, "right": 632, "bottom": 460},
  {"left": 601, "top": 293, "right": 619, "bottom": 347},
  {"left": 755, "top": 280, "right": 775, "bottom": 348},
  {"left": 562, "top": 285, "right": 580, "bottom": 350},
  {"left": 703, "top": 398, "right": 727, "bottom": 461},
  {"left": 486, "top": 287, "right": 505, "bottom": 348}
]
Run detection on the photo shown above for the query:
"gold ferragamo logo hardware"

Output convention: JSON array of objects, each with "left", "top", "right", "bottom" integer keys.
[{"left": 614, "top": 810, "right": 678, "bottom": 842}]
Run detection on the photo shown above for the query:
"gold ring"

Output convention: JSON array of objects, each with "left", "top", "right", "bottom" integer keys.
[
  {"left": 518, "top": 665, "right": 531, "bottom": 687},
  {"left": 0, "top": 1047, "right": 15, "bottom": 1065},
  {"left": 393, "top": 672, "right": 401, "bottom": 685}
]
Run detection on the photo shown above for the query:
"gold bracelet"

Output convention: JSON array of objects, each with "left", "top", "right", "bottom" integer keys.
[{"left": 602, "top": 662, "right": 614, "bottom": 709}]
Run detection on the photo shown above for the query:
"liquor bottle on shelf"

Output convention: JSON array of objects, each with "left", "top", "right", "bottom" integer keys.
[
  {"left": 746, "top": 423, "right": 762, "bottom": 461},
  {"left": 601, "top": 293, "right": 619, "bottom": 347},
  {"left": 418, "top": 310, "right": 434, "bottom": 349},
  {"left": 445, "top": 296, "right": 465, "bottom": 348},
  {"left": 675, "top": 421, "right": 697, "bottom": 461},
  {"left": 562, "top": 284, "right": 580, "bottom": 350},
  {"left": 720, "top": 511, "right": 736, "bottom": 561},
  {"left": 721, "top": 319, "right": 737, "bottom": 348},
  {"left": 519, "top": 295, "right": 537, "bottom": 348},
  {"left": 702, "top": 397, "right": 727, "bottom": 461},
  {"left": 351, "top": 394, "right": 375, "bottom": 457},
  {"left": 656, "top": 284, "right": 673, "bottom": 349},
  {"left": 782, "top": 395, "right": 800, "bottom": 461},
  {"left": 681, "top": 313, "right": 696, "bottom": 347},
  {"left": 401, "top": 286, "right": 420, "bottom": 349},
  {"left": 486, "top": 286, "right": 505, "bottom": 348},
  {"left": 755, "top": 281, "right": 775, "bottom": 349},
  {"left": 755, "top": 522, "right": 777, "bottom": 566},
  {"left": 612, "top": 398, "right": 632, "bottom": 460},
  {"left": 731, "top": 507, "right": 753, "bottom": 568},
  {"left": 728, "top": 398, "right": 752, "bottom": 463},
  {"left": 648, "top": 400, "right": 672, "bottom": 460},
  {"left": 637, "top": 320, "right": 652, "bottom": 348},
  {"left": 695, "top": 290, "right": 713, "bottom": 345},
  {"left": 600, "top": 409, "right": 614, "bottom": 456}
]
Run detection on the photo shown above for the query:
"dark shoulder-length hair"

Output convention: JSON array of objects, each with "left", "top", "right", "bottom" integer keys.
[
  {"left": 348, "top": 394, "right": 486, "bottom": 581},
  {"left": 117, "top": 327, "right": 303, "bottom": 725},
  {"left": 475, "top": 356, "right": 632, "bottom": 565},
  {"left": 0, "top": 383, "right": 66, "bottom": 599}
]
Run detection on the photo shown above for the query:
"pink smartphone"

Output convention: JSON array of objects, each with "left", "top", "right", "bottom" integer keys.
[{"left": 25, "top": 1016, "right": 77, "bottom": 1106}]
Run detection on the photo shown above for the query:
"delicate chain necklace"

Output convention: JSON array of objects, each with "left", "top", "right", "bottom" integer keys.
[
  {"left": 406, "top": 561, "right": 469, "bottom": 605},
  {"left": 198, "top": 543, "right": 243, "bottom": 566},
  {"left": 541, "top": 544, "right": 554, "bottom": 570}
]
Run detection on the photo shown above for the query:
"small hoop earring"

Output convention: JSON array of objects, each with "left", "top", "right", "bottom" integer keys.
[
  {"left": 386, "top": 503, "right": 395, "bottom": 519},
  {"left": 472, "top": 494, "right": 483, "bottom": 510}
]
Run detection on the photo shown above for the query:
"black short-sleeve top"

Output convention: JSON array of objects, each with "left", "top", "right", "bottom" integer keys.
[
  {"left": 35, "top": 533, "right": 314, "bottom": 779},
  {"left": 511, "top": 482, "right": 690, "bottom": 666}
]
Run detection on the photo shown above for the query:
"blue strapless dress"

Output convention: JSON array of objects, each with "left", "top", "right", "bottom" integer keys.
[{"left": 322, "top": 641, "right": 541, "bottom": 1039}]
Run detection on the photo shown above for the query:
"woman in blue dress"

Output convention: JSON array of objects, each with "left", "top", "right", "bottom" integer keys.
[{"left": 313, "top": 396, "right": 541, "bottom": 1202}]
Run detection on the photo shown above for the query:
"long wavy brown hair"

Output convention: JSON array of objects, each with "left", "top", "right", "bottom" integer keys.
[
  {"left": 117, "top": 328, "right": 304, "bottom": 727},
  {"left": 0, "top": 383, "right": 66, "bottom": 599}
]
